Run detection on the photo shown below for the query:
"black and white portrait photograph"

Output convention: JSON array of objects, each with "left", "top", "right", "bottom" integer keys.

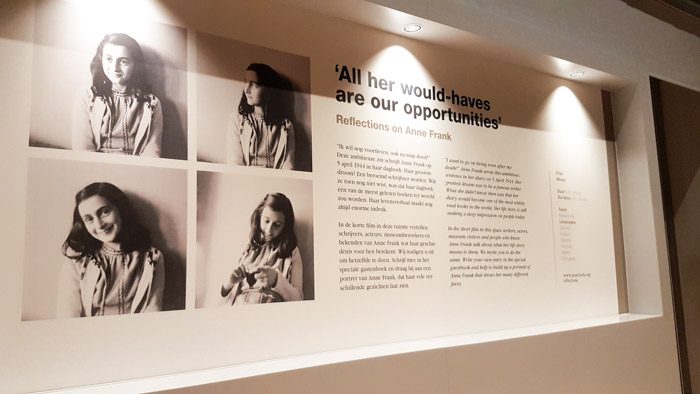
[
  {"left": 196, "top": 32, "right": 312, "bottom": 171},
  {"left": 196, "top": 172, "right": 314, "bottom": 307},
  {"left": 21, "top": 158, "right": 187, "bottom": 320},
  {"left": 28, "top": 0, "right": 188, "bottom": 159}
]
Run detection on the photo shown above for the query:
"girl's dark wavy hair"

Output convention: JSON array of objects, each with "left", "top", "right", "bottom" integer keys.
[
  {"left": 248, "top": 193, "right": 297, "bottom": 258},
  {"left": 237, "top": 63, "right": 287, "bottom": 125},
  {"left": 62, "top": 182, "right": 151, "bottom": 259},
  {"left": 89, "top": 33, "right": 151, "bottom": 101}
]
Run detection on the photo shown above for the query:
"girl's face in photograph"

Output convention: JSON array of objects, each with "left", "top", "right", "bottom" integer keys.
[
  {"left": 260, "top": 206, "right": 285, "bottom": 242},
  {"left": 244, "top": 70, "right": 266, "bottom": 108},
  {"left": 102, "top": 43, "right": 134, "bottom": 91},
  {"left": 78, "top": 195, "right": 123, "bottom": 248}
]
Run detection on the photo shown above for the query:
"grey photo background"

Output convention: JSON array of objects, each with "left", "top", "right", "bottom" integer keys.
[
  {"left": 22, "top": 158, "right": 187, "bottom": 320},
  {"left": 196, "top": 32, "right": 312, "bottom": 171},
  {"left": 196, "top": 172, "right": 314, "bottom": 307},
  {"left": 29, "top": 0, "right": 188, "bottom": 159}
]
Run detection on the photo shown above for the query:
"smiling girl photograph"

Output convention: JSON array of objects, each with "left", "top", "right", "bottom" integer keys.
[
  {"left": 21, "top": 158, "right": 187, "bottom": 320},
  {"left": 57, "top": 182, "right": 164, "bottom": 317}
]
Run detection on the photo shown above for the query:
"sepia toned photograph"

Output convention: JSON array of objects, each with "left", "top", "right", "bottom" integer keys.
[
  {"left": 28, "top": 0, "right": 188, "bottom": 159},
  {"left": 196, "top": 171, "right": 314, "bottom": 307},
  {"left": 22, "top": 158, "right": 187, "bottom": 320},
  {"left": 196, "top": 32, "right": 312, "bottom": 171}
]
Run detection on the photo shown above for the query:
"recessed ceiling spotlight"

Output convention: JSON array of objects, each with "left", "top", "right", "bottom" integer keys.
[
  {"left": 403, "top": 23, "right": 423, "bottom": 33},
  {"left": 569, "top": 71, "right": 586, "bottom": 78}
]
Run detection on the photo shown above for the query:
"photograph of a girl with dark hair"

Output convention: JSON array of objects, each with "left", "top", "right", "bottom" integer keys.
[
  {"left": 72, "top": 33, "right": 163, "bottom": 156},
  {"left": 221, "top": 193, "right": 303, "bottom": 304},
  {"left": 57, "top": 182, "right": 164, "bottom": 317},
  {"left": 21, "top": 159, "right": 187, "bottom": 321},
  {"left": 195, "top": 33, "right": 312, "bottom": 170},
  {"left": 228, "top": 63, "right": 295, "bottom": 169},
  {"left": 29, "top": 1, "right": 188, "bottom": 159}
]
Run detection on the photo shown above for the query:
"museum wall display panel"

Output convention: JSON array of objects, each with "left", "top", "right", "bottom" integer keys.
[{"left": 1, "top": 0, "right": 698, "bottom": 392}]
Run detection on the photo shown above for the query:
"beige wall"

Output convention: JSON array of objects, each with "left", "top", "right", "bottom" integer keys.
[
  {"left": 157, "top": 0, "right": 699, "bottom": 392},
  {"left": 1, "top": 0, "right": 698, "bottom": 392}
]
